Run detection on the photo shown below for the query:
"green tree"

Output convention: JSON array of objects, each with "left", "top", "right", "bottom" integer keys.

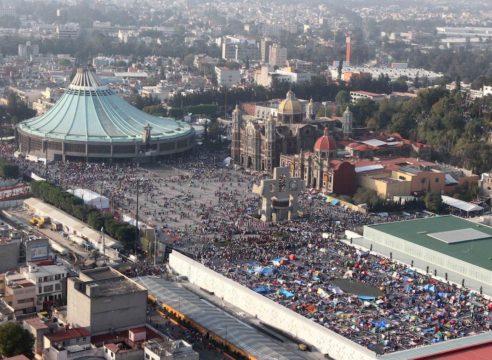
[
  {"left": 424, "top": 192, "right": 442, "bottom": 213},
  {"left": 335, "top": 90, "right": 350, "bottom": 107},
  {"left": 0, "top": 323, "right": 34, "bottom": 358}
]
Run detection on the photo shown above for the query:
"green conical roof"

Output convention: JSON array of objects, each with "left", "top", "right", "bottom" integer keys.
[{"left": 18, "top": 68, "right": 192, "bottom": 143}]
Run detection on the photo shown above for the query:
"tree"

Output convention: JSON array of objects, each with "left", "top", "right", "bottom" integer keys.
[
  {"left": 0, "top": 323, "right": 34, "bottom": 358},
  {"left": 335, "top": 90, "right": 350, "bottom": 108},
  {"left": 424, "top": 192, "right": 442, "bottom": 213}
]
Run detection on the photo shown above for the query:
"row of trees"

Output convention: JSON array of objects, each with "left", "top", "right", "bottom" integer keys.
[
  {"left": 31, "top": 181, "right": 137, "bottom": 250},
  {"left": 335, "top": 87, "right": 492, "bottom": 174}
]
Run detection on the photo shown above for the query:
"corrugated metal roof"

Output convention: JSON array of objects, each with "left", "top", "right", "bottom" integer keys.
[{"left": 136, "top": 277, "right": 307, "bottom": 360}]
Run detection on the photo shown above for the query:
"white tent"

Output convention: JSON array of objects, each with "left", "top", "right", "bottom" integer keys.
[
  {"left": 68, "top": 188, "right": 110, "bottom": 210},
  {"left": 441, "top": 195, "right": 483, "bottom": 213}
]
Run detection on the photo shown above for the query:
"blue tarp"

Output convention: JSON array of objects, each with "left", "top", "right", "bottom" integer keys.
[
  {"left": 254, "top": 286, "right": 271, "bottom": 294},
  {"left": 424, "top": 284, "right": 436, "bottom": 293},
  {"left": 278, "top": 288, "right": 294, "bottom": 298},
  {"left": 372, "top": 320, "right": 389, "bottom": 329},
  {"left": 358, "top": 295, "right": 376, "bottom": 301},
  {"left": 331, "top": 199, "right": 340, "bottom": 205}
]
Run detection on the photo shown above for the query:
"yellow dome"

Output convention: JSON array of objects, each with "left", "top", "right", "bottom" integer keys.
[{"left": 278, "top": 90, "right": 303, "bottom": 115}]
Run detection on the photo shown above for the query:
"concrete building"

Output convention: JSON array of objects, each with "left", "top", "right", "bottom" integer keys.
[
  {"left": 18, "top": 41, "right": 39, "bottom": 60},
  {"left": 144, "top": 338, "right": 198, "bottom": 360},
  {"left": 23, "top": 317, "right": 53, "bottom": 354},
  {"left": 260, "top": 39, "right": 273, "bottom": 63},
  {"left": 214, "top": 66, "right": 241, "bottom": 88},
  {"left": 103, "top": 342, "right": 142, "bottom": 360},
  {"left": 356, "top": 216, "right": 492, "bottom": 296},
  {"left": 43, "top": 327, "right": 92, "bottom": 360},
  {"left": 56, "top": 23, "right": 80, "bottom": 39},
  {"left": 21, "top": 264, "right": 68, "bottom": 309},
  {"left": 66, "top": 267, "right": 147, "bottom": 335},
  {"left": 2, "top": 274, "right": 36, "bottom": 315},
  {"left": 0, "top": 239, "right": 20, "bottom": 272},
  {"left": 350, "top": 91, "right": 387, "bottom": 103},
  {"left": 268, "top": 44, "right": 287, "bottom": 67}
]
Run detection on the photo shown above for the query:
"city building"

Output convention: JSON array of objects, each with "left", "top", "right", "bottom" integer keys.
[
  {"left": 0, "top": 238, "right": 21, "bottom": 272},
  {"left": 18, "top": 41, "right": 39, "bottom": 60},
  {"left": 355, "top": 216, "right": 492, "bottom": 296},
  {"left": 56, "top": 23, "right": 80, "bottom": 39},
  {"left": 66, "top": 267, "right": 147, "bottom": 335},
  {"left": 354, "top": 157, "right": 479, "bottom": 199},
  {"left": 255, "top": 65, "right": 313, "bottom": 87},
  {"left": 214, "top": 66, "right": 241, "bottom": 88},
  {"left": 144, "top": 338, "right": 198, "bottom": 360},
  {"left": 17, "top": 68, "right": 195, "bottom": 162},
  {"left": 21, "top": 264, "right": 68, "bottom": 310},
  {"left": 231, "top": 91, "right": 320, "bottom": 172},
  {"left": 268, "top": 44, "right": 287, "bottom": 67},
  {"left": 350, "top": 91, "right": 387, "bottom": 103},
  {"left": 260, "top": 39, "right": 273, "bottom": 63},
  {"left": 1, "top": 273, "right": 36, "bottom": 315},
  {"left": 280, "top": 128, "right": 357, "bottom": 195}
]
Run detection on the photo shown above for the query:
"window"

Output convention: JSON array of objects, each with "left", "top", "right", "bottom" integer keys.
[
  {"left": 55, "top": 284, "right": 61, "bottom": 291},
  {"left": 38, "top": 287, "right": 42, "bottom": 293},
  {"left": 43, "top": 285, "right": 54, "bottom": 293},
  {"left": 435, "top": 178, "right": 439, "bottom": 183},
  {"left": 145, "top": 354, "right": 150, "bottom": 360},
  {"left": 55, "top": 275, "right": 61, "bottom": 280}
]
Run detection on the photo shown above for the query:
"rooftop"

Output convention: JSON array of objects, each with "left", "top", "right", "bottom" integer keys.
[
  {"left": 24, "top": 316, "right": 49, "bottom": 330},
  {"left": 46, "top": 327, "right": 90, "bottom": 343},
  {"left": 17, "top": 68, "right": 193, "bottom": 143},
  {"left": 366, "top": 215, "right": 492, "bottom": 271},
  {"left": 75, "top": 267, "right": 146, "bottom": 298}
]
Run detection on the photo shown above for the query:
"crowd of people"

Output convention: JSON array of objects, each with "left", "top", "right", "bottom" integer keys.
[
  {"left": 2, "top": 144, "right": 491, "bottom": 355},
  {"left": 193, "top": 200, "right": 491, "bottom": 354}
]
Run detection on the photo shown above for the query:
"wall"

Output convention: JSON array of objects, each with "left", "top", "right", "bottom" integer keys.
[
  {"left": 66, "top": 278, "right": 91, "bottom": 330},
  {"left": 363, "top": 226, "right": 492, "bottom": 293},
  {"left": 169, "top": 251, "right": 376, "bottom": 360},
  {"left": 0, "top": 241, "right": 20, "bottom": 272},
  {"left": 91, "top": 290, "right": 147, "bottom": 335}
]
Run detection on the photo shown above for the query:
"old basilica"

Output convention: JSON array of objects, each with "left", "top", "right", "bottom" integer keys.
[{"left": 231, "top": 90, "right": 357, "bottom": 195}]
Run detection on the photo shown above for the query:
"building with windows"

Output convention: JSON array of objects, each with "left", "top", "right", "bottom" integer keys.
[
  {"left": 268, "top": 44, "right": 287, "bottom": 67},
  {"left": 231, "top": 91, "right": 320, "bottom": 172},
  {"left": 16, "top": 68, "right": 194, "bottom": 162},
  {"left": 21, "top": 264, "right": 68, "bottom": 310},
  {"left": 66, "top": 267, "right": 147, "bottom": 335},
  {"left": 280, "top": 128, "right": 357, "bottom": 195},
  {"left": 144, "top": 338, "right": 198, "bottom": 360},
  {"left": 214, "top": 66, "right": 241, "bottom": 88}
]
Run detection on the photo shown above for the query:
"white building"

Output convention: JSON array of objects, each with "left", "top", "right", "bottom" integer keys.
[
  {"left": 350, "top": 91, "right": 387, "bottom": 103},
  {"left": 214, "top": 66, "right": 241, "bottom": 88},
  {"left": 56, "top": 23, "right": 80, "bottom": 39},
  {"left": 144, "top": 338, "right": 198, "bottom": 360},
  {"left": 255, "top": 66, "right": 312, "bottom": 87},
  {"left": 483, "top": 86, "right": 492, "bottom": 97},
  {"left": 21, "top": 264, "right": 68, "bottom": 309},
  {"left": 268, "top": 44, "right": 287, "bottom": 67}
]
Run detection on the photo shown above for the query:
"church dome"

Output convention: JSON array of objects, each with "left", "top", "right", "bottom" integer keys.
[
  {"left": 278, "top": 90, "right": 303, "bottom": 115},
  {"left": 314, "top": 127, "right": 337, "bottom": 152}
]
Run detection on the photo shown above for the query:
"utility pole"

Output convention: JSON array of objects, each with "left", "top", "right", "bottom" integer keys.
[{"left": 135, "top": 178, "right": 139, "bottom": 255}]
